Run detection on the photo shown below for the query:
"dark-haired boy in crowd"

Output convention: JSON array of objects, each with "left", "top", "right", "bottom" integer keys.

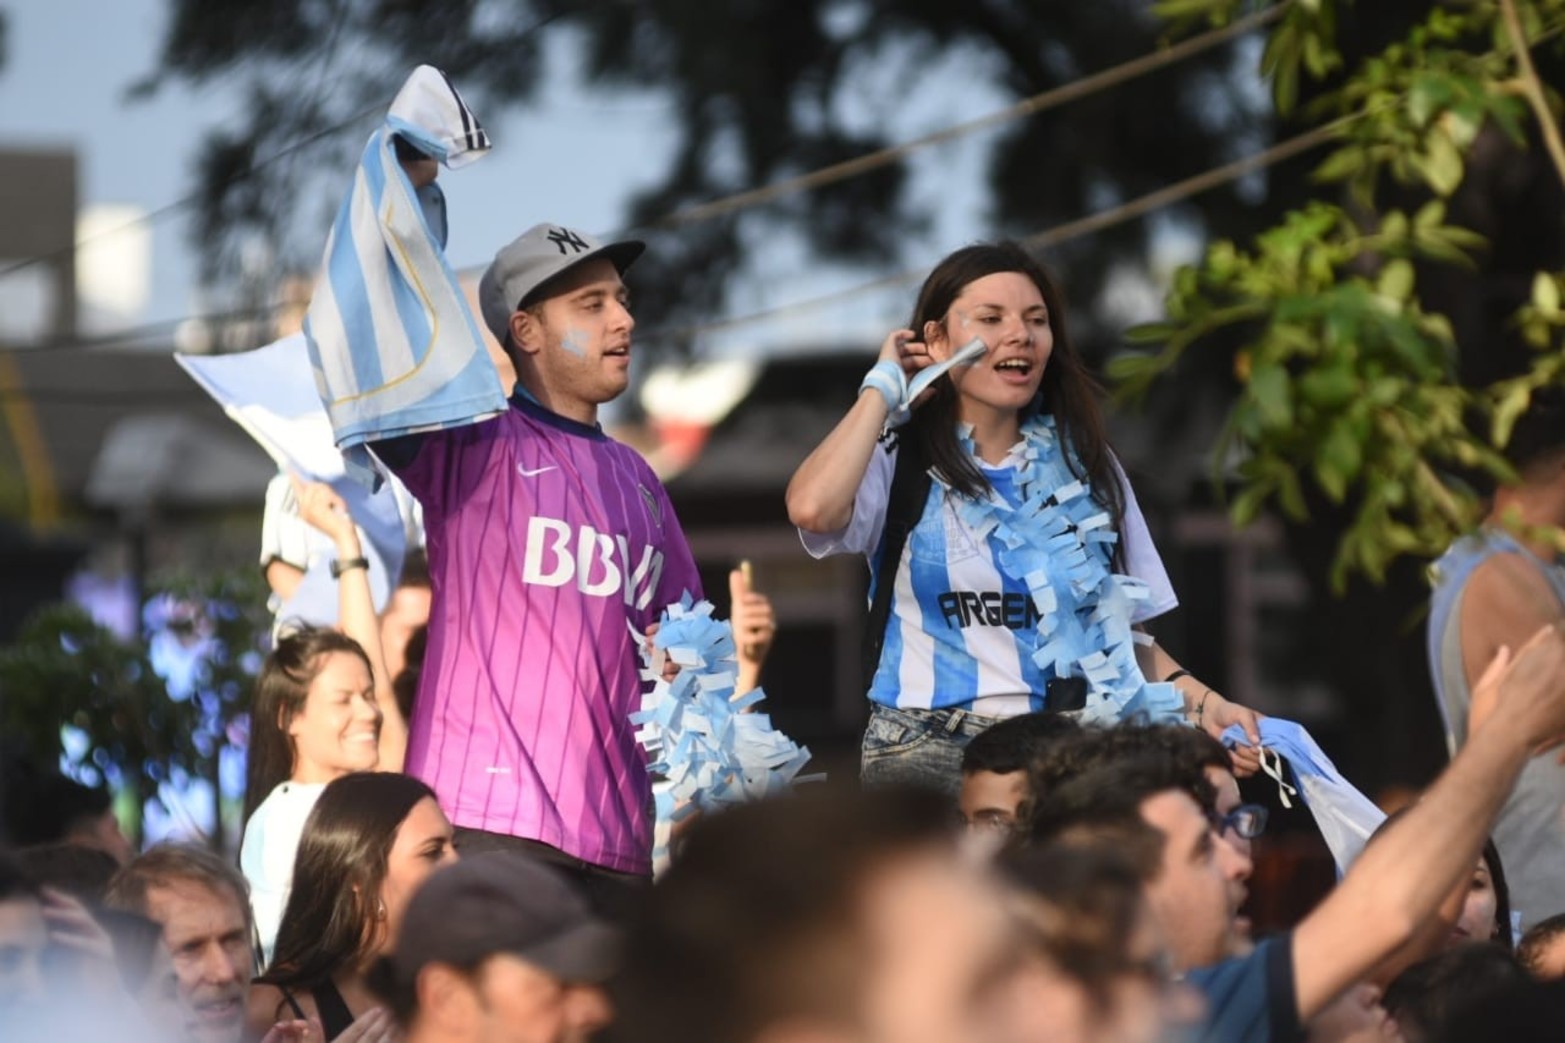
[
  {"left": 959, "top": 711, "right": 1079, "bottom": 833},
  {"left": 1030, "top": 623, "right": 1565, "bottom": 1043},
  {"left": 380, "top": 548, "right": 431, "bottom": 683}
]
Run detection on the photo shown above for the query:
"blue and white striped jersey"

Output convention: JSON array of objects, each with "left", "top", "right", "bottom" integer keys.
[{"left": 801, "top": 437, "right": 1176, "bottom": 715}]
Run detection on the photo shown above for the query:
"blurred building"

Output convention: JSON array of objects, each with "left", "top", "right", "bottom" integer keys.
[{"left": 0, "top": 147, "right": 275, "bottom": 640}]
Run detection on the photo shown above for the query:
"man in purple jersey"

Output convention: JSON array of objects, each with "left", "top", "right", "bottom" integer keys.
[{"left": 372, "top": 223, "right": 702, "bottom": 913}]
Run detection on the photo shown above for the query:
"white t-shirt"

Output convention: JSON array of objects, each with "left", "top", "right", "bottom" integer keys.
[
  {"left": 260, "top": 471, "right": 426, "bottom": 628},
  {"left": 240, "top": 780, "right": 326, "bottom": 967},
  {"left": 801, "top": 437, "right": 1176, "bottom": 716}
]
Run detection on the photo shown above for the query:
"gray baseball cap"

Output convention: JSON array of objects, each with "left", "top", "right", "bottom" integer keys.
[
  {"left": 478, "top": 223, "right": 644, "bottom": 346},
  {"left": 382, "top": 852, "right": 620, "bottom": 985}
]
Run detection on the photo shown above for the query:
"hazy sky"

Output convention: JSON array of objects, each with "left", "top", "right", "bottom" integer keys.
[
  {"left": 0, "top": 0, "right": 1010, "bottom": 357},
  {"left": 0, "top": 1, "right": 678, "bottom": 333}
]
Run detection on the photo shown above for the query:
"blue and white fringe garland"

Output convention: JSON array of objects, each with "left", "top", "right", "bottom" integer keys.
[
  {"left": 632, "top": 596, "right": 818, "bottom": 871},
  {"left": 952, "top": 415, "right": 1184, "bottom": 725}
]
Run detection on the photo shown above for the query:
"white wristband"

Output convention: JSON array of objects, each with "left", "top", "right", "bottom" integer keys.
[{"left": 859, "top": 360, "right": 906, "bottom": 414}]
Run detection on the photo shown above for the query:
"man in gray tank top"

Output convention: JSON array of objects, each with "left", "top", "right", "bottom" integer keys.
[{"left": 1428, "top": 390, "right": 1565, "bottom": 931}]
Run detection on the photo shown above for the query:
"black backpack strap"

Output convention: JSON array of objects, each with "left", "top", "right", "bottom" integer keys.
[{"left": 862, "top": 436, "right": 934, "bottom": 692}]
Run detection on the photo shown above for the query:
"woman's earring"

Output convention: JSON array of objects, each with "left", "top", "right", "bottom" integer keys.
[{"left": 376, "top": 898, "right": 387, "bottom": 921}]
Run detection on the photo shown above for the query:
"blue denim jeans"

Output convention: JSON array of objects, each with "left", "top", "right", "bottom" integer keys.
[{"left": 860, "top": 704, "right": 1004, "bottom": 798}]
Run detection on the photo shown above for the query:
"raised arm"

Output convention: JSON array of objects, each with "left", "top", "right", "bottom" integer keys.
[
  {"left": 292, "top": 477, "right": 407, "bottom": 772},
  {"left": 1290, "top": 624, "right": 1565, "bottom": 1020},
  {"left": 786, "top": 330, "right": 928, "bottom": 533},
  {"left": 730, "top": 563, "right": 776, "bottom": 696}
]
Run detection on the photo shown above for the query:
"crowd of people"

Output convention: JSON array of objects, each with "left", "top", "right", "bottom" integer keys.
[{"left": 4, "top": 65, "right": 1565, "bottom": 1042}]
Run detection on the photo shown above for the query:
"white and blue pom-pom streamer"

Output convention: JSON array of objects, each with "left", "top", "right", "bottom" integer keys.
[{"left": 632, "top": 596, "right": 818, "bottom": 870}]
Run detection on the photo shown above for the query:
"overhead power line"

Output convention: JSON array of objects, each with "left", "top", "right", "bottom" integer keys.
[
  {"left": 0, "top": 99, "right": 385, "bottom": 284},
  {"left": 0, "top": 10, "right": 567, "bottom": 285},
  {"left": 12, "top": 113, "right": 1353, "bottom": 386},
  {"left": 2, "top": 4, "right": 1290, "bottom": 353},
  {"left": 653, "top": 116, "right": 1351, "bottom": 343},
  {"left": 634, "top": 3, "right": 1288, "bottom": 231}
]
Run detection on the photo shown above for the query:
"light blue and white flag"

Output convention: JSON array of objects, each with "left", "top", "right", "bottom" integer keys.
[
  {"left": 1222, "top": 717, "right": 1386, "bottom": 875},
  {"left": 177, "top": 334, "right": 417, "bottom": 623},
  {"left": 304, "top": 64, "right": 506, "bottom": 485}
]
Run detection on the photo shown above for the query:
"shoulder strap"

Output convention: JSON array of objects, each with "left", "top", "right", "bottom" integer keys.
[
  {"left": 279, "top": 986, "right": 307, "bottom": 1021},
  {"left": 311, "top": 981, "right": 357, "bottom": 1041},
  {"left": 862, "top": 436, "right": 934, "bottom": 692}
]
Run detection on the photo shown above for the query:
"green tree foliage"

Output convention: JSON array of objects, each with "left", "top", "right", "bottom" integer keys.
[
  {"left": 138, "top": 0, "right": 1278, "bottom": 342},
  {"left": 1117, "top": 0, "right": 1565, "bottom": 589},
  {"left": 0, "top": 570, "right": 268, "bottom": 847}
]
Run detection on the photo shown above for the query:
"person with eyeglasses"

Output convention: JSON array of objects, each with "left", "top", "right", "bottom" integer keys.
[
  {"left": 1210, "top": 804, "right": 1269, "bottom": 844},
  {"left": 1028, "top": 626, "right": 1565, "bottom": 1043},
  {"left": 1030, "top": 721, "right": 1261, "bottom": 956}
]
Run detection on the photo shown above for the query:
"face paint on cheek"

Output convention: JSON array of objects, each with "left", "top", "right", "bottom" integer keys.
[
  {"left": 942, "top": 310, "right": 966, "bottom": 357},
  {"left": 560, "top": 328, "right": 589, "bottom": 358}
]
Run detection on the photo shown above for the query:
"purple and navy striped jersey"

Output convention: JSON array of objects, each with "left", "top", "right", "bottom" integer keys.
[{"left": 387, "top": 397, "right": 701, "bottom": 874}]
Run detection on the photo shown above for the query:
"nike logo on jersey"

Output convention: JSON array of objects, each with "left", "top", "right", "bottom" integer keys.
[
  {"left": 517, "top": 464, "right": 557, "bottom": 478},
  {"left": 939, "top": 591, "right": 1043, "bottom": 630}
]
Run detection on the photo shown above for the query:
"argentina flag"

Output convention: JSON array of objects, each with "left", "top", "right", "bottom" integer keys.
[{"left": 304, "top": 65, "right": 506, "bottom": 484}]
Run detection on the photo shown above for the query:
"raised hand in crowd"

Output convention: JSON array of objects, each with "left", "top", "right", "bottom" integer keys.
[
  {"left": 730, "top": 561, "right": 777, "bottom": 695},
  {"left": 291, "top": 477, "right": 361, "bottom": 558},
  {"left": 38, "top": 885, "right": 120, "bottom": 994},
  {"left": 1290, "top": 623, "right": 1565, "bottom": 1022},
  {"left": 288, "top": 475, "right": 405, "bottom": 772}
]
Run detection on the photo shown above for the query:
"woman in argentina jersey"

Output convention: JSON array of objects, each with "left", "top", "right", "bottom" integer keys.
[{"left": 788, "top": 241, "right": 1262, "bottom": 792}]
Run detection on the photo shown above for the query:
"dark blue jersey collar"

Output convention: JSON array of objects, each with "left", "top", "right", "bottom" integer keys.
[{"left": 509, "top": 383, "right": 607, "bottom": 440}]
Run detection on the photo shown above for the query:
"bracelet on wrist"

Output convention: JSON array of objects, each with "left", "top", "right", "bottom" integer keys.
[
  {"left": 1193, "top": 689, "right": 1212, "bottom": 728},
  {"left": 330, "top": 556, "right": 369, "bottom": 579},
  {"left": 1163, "top": 668, "right": 1191, "bottom": 685}
]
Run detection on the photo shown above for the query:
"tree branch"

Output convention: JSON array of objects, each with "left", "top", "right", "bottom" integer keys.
[{"left": 1499, "top": 0, "right": 1565, "bottom": 191}]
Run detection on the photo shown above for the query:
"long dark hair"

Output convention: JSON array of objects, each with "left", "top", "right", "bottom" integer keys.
[
  {"left": 257, "top": 772, "right": 435, "bottom": 991},
  {"left": 1483, "top": 839, "right": 1514, "bottom": 952},
  {"left": 902, "top": 241, "right": 1125, "bottom": 542},
  {"left": 243, "top": 627, "right": 374, "bottom": 825}
]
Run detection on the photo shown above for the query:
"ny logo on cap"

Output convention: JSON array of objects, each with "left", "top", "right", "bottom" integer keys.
[{"left": 546, "top": 227, "right": 590, "bottom": 255}]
